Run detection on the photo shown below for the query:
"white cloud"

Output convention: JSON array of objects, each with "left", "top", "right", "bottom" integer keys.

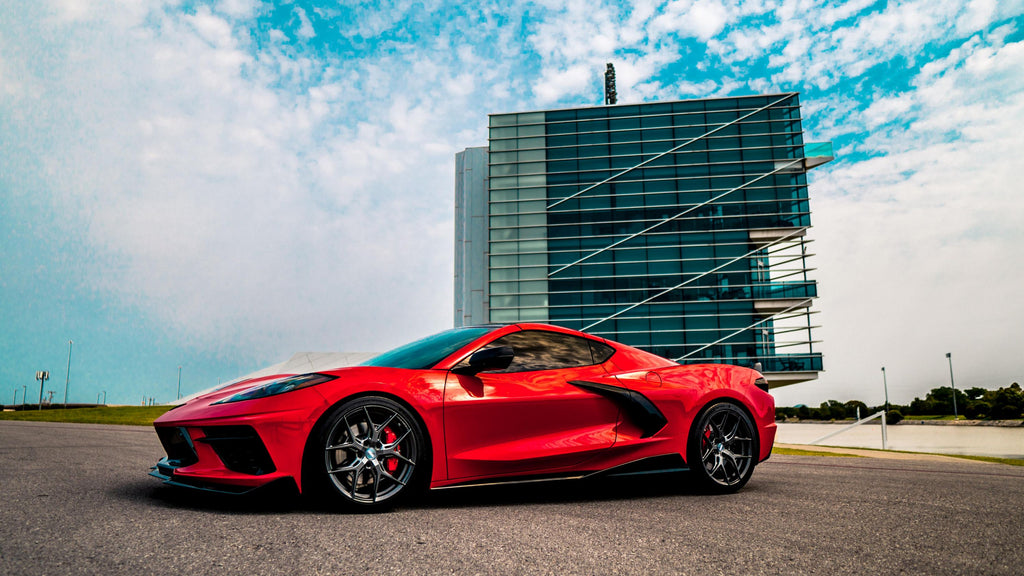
[
  {"left": 651, "top": 0, "right": 730, "bottom": 40},
  {"left": 862, "top": 94, "right": 914, "bottom": 129},
  {"left": 217, "top": 0, "right": 259, "bottom": 18},
  {"left": 293, "top": 6, "right": 316, "bottom": 39},
  {"left": 534, "top": 63, "right": 594, "bottom": 103},
  {"left": 708, "top": 0, "right": 1017, "bottom": 93},
  {"left": 1, "top": 0, "right": 537, "bottom": 360}
]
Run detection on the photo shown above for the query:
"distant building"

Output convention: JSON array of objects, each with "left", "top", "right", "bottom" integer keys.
[{"left": 454, "top": 93, "right": 832, "bottom": 387}]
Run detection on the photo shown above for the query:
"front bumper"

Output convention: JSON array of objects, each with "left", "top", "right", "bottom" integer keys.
[
  {"left": 151, "top": 395, "right": 325, "bottom": 493},
  {"left": 149, "top": 457, "right": 270, "bottom": 494}
]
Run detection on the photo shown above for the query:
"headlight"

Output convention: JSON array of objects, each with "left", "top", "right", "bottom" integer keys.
[{"left": 214, "top": 373, "right": 337, "bottom": 404}]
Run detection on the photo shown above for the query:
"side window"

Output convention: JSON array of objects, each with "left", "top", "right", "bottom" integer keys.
[
  {"left": 589, "top": 340, "right": 616, "bottom": 364},
  {"left": 483, "top": 330, "right": 603, "bottom": 373}
]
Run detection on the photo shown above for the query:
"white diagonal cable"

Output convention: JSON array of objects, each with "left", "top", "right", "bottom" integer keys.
[
  {"left": 581, "top": 227, "right": 807, "bottom": 331},
  {"left": 546, "top": 93, "right": 798, "bottom": 210},
  {"left": 672, "top": 299, "right": 813, "bottom": 362},
  {"left": 550, "top": 158, "right": 804, "bottom": 278}
]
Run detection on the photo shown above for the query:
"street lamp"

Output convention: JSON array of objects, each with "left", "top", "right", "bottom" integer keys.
[
  {"left": 35, "top": 371, "right": 49, "bottom": 411},
  {"left": 881, "top": 366, "right": 890, "bottom": 414},
  {"left": 64, "top": 340, "right": 73, "bottom": 407},
  {"left": 946, "top": 352, "right": 958, "bottom": 421}
]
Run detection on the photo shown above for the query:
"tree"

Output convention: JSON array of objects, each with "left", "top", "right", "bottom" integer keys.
[
  {"left": 992, "top": 384, "right": 1023, "bottom": 419},
  {"left": 927, "top": 386, "right": 969, "bottom": 415},
  {"left": 886, "top": 409, "right": 903, "bottom": 424},
  {"left": 965, "top": 387, "right": 987, "bottom": 401},
  {"left": 909, "top": 396, "right": 937, "bottom": 416},
  {"left": 815, "top": 403, "right": 831, "bottom": 420},
  {"left": 844, "top": 400, "right": 868, "bottom": 419},
  {"left": 825, "top": 400, "right": 847, "bottom": 420},
  {"left": 964, "top": 401, "right": 990, "bottom": 420}
]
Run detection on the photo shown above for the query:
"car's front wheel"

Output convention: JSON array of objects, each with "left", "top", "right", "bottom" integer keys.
[
  {"left": 687, "top": 401, "right": 757, "bottom": 493},
  {"left": 315, "top": 396, "right": 427, "bottom": 511}
]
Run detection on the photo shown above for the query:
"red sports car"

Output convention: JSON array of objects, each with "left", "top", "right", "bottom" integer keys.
[{"left": 151, "top": 323, "right": 775, "bottom": 509}]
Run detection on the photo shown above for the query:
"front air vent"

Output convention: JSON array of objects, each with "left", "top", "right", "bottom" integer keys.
[
  {"left": 155, "top": 426, "right": 198, "bottom": 467},
  {"left": 198, "top": 425, "right": 276, "bottom": 476}
]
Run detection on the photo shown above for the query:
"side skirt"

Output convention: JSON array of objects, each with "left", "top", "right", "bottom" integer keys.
[{"left": 431, "top": 454, "right": 689, "bottom": 491}]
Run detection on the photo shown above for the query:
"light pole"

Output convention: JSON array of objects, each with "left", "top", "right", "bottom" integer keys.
[
  {"left": 64, "top": 340, "right": 73, "bottom": 407},
  {"left": 35, "top": 371, "right": 49, "bottom": 410},
  {"left": 881, "top": 366, "right": 890, "bottom": 414},
  {"left": 22, "top": 384, "right": 27, "bottom": 408},
  {"left": 946, "top": 352, "right": 958, "bottom": 420},
  {"left": 177, "top": 366, "right": 182, "bottom": 400}
]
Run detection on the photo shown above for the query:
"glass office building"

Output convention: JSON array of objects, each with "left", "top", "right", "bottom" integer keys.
[{"left": 454, "top": 93, "right": 832, "bottom": 386}]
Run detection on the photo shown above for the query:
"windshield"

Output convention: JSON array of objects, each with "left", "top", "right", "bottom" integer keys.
[{"left": 360, "top": 326, "right": 497, "bottom": 370}]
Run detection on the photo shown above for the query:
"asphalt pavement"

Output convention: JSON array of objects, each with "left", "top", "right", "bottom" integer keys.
[{"left": 1, "top": 420, "right": 1022, "bottom": 575}]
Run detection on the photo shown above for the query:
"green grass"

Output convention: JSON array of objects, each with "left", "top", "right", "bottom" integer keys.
[
  {"left": 772, "top": 446, "right": 862, "bottom": 458},
  {"left": 903, "top": 414, "right": 961, "bottom": 421},
  {"left": 855, "top": 445, "right": 1024, "bottom": 467},
  {"left": 775, "top": 444, "right": 1024, "bottom": 467},
  {"left": 936, "top": 454, "right": 1024, "bottom": 467},
  {"left": 0, "top": 406, "right": 172, "bottom": 426}
]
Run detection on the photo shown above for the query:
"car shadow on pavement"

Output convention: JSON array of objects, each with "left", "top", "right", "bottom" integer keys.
[
  {"left": 121, "top": 471, "right": 741, "bottom": 515},
  {"left": 118, "top": 479, "right": 306, "bottom": 515},
  {"left": 412, "top": 472, "right": 714, "bottom": 511}
]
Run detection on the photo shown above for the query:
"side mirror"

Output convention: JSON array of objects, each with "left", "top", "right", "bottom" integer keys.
[{"left": 451, "top": 346, "right": 514, "bottom": 376}]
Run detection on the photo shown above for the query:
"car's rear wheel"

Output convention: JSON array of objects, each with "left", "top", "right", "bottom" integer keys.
[
  {"left": 687, "top": 401, "right": 757, "bottom": 493},
  {"left": 316, "top": 396, "right": 427, "bottom": 511}
]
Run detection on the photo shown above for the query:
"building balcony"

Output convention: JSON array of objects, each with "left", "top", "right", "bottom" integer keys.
[
  {"left": 752, "top": 281, "right": 816, "bottom": 313},
  {"left": 804, "top": 141, "right": 834, "bottom": 170},
  {"left": 752, "top": 281, "right": 816, "bottom": 300},
  {"left": 757, "top": 353, "right": 823, "bottom": 373},
  {"left": 759, "top": 353, "right": 822, "bottom": 387},
  {"left": 748, "top": 227, "right": 807, "bottom": 245}
]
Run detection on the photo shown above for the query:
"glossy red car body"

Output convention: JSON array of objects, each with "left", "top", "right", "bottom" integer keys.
[{"left": 151, "top": 323, "right": 775, "bottom": 499}]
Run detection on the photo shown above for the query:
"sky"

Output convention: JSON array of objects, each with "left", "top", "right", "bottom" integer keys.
[{"left": 1, "top": 0, "right": 1022, "bottom": 407}]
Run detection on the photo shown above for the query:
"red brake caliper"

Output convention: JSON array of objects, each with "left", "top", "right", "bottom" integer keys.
[{"left": 383, "top": 428, "right": 399, "bottom": 473}]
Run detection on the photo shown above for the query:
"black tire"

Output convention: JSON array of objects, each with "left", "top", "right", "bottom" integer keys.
[
  {"left": 686, "top": 401, "right": 757, "bottom": 493},
  {"left": 311, "top": 396, "right": 429, "bottom": 511}
]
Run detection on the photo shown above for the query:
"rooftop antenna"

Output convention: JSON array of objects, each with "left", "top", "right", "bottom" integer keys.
[{"left": 604, "top": 63, "right": 617, "bottom": 105}]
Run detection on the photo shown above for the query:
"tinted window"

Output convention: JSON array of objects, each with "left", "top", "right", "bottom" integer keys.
[
  {"left": 362, "top": 327, "right": 496, "bottom": 370},
  {"left": 589, "top": 340, "right": 616, "bottom": 364},
  {"left": 461, "top": 330, "right": 607, "bottom": 373}
]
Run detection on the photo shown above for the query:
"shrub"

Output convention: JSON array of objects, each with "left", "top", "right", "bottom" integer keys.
[
  {"left": 886, "top": 409, "right": 904, "bottom": 425},
  {"left": 845, "top": 400, "right": 869, "bottom": 419},
  {"left": 965, "top": 401, "right": 990, "bottom": 420},
  {"left": 993, "top": 404, "right": 1022, "bottom": 420}
]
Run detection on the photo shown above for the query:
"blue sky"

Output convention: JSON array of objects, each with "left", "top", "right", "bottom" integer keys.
[{"left": 2, "top": 0, "right": 1022, "bottom": 407}]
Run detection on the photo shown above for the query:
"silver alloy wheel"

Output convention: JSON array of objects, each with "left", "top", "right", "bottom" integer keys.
[
  {"left": 696, "top": 403, "right": 754, "bottom": 487},
  {"left": 323, "top": 400, "right": 419, "bottom": 505}
]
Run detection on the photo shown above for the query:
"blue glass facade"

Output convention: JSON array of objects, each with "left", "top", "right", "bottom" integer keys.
[{"left": 455, "top": 93, "right": 830, "bottom": 385}]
